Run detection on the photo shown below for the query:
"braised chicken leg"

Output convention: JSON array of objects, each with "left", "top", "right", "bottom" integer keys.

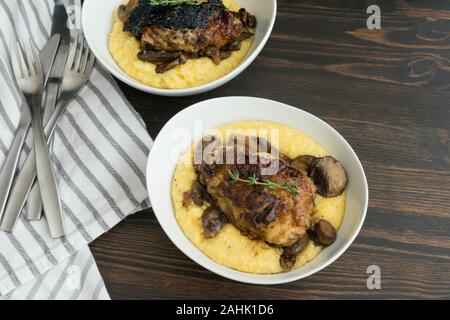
[{"left": 195, "top": 137, "right": 316, "bottom": 247}]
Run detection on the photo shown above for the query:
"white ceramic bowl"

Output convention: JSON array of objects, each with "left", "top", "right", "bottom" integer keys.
[
  {"left": 82, "top": 0, "right": 277, "bottom": 96},
  {"left": 147, "top": 97, "right": 369, "bottom": 284}
]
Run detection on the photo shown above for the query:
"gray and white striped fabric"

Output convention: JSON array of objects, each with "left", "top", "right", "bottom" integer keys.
[
  {"left": 0, "top": 246, "right": 110, "bottom": 300},
  {"left": 0, "top": 0, "right": 152, "bottom": 299}
]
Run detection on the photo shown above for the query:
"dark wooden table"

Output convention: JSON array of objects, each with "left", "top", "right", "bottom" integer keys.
[{"left": 90, "top": 0, "right": 450, "bottom": 299}]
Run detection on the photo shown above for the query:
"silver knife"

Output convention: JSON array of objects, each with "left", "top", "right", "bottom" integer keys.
[
  {"left": 27, "top": 0, "right": 71, "bottom": 222},
  {"left": 0, "top": 34, "right": 60, "bottom": 222}
]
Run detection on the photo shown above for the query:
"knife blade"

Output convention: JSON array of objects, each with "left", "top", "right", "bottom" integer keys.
[
  {"left": 41, "top": 35, "right": 62, "bottom": 83},
  {"left": 26, "top": 0, "right": 71, "bottom": 221},
  {"left": 0, "top": 34, "right": 60, "bottom": 226},
  {"left": 48, "top": 4, "right": 70, "bottom": 78}
]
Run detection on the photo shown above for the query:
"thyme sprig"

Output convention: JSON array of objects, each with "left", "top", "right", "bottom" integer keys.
[
  {"left": 149, "top": 0, "right": 204, "bottom": 6},
  {"left": 228, "top": 170, "right": 300, "bottom": 196}
]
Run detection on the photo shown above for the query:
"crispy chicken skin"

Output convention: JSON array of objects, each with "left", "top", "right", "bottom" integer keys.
[
  {"left": 196, "top": 137, "right": 316, "bottom": 247},
  {"left": 119, "top": 0, "right": 247, "bottom": 52}
]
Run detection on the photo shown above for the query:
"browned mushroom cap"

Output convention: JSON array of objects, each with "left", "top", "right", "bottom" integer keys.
[
  {"left": 279, "top": 233, "right": 310, "bottom": 270},
  {"left": 282, "top": 233, "right": 310, "bottom": 258},
  {"left": 290, "top": 155, "right": 317, "bottom": 173},
  {"left": 310, "top": 219, "right": 337, "bottom": 246},
  {"left": 309, "top": 156, "right": 348, "bottom": 197},
  {"left": 201, "top": 206, "right": 227, "bottom": 239},
  {"left": 279, "top": 255, "right": 296, "bottom": 270}
]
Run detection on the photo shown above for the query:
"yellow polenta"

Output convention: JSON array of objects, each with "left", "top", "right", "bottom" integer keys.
[
  {"left": 171, "top": 121, "right": 346, "bottom": 274},
  {"left": 108, "top": 0, "right": 253, "bottom": 89}
]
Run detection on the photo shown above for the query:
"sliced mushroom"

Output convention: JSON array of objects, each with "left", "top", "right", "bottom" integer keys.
[
  {"left": 310, "top": 220, "right": 337, "bottom": 246},
  {"left": 227, "top": 134, "right": 291, "bottom": 168},
  {"left": 290, "top": 155, "right": 317, "bottom": 173},
  {"left": 155, "top": 54, "right": 187, "bottom": 73},
  {"left": 178, "top": 53, "right": 188, "bottom": 64},
  {"left": 191, "top": 180, "right": 214, "bottom": 206},
  {"left": 235, "top": 31, "right": 255, "bottom": 42},
  {"left": 238, "top": 8, "right": 257, "bottom": 28},
  {"left": 309, "top": 156, "right": 348, "bottom": 197},
  {"left": 219, "top": 51, "right": 232, "bottom": 60},
  {"left": 224, "top": 40, "right": 241, "bottom": 52},
  {"left": 201, "top": 184, "right": 215, "bottom": 205},
  {"left": 191, "top": 181, "right": 205, "bottom": 207},
  {"left": 202, "top": 206, "right": 227, "bottom": 239},
  {"left": 137, "top": 50, "right": 181, "bottom": 63},
  {"left": 238, "top": 8, "right": 248, "bottom": 24},
  {"left": 118, "top": 5, "right": 128, "bottom": 21},
  {"left": 202, "top": 47, "right": 222, "bottom": 65},
  {"left": 210, "top": 50, "right": 221, "bottom": 65},
  {"left": 182, "top": 191, "right": 192, "bottom": 208}
]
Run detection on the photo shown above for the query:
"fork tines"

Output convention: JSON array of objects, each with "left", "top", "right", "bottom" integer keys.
[
  {"left": 10, "top": 39, "right": 42, "bottom": 80},
  {"left": 66, "top": 34, "right": 94, "bottom": 74},
  {"left": 10, "top": 39, "right": 43, "bottom": 97}
]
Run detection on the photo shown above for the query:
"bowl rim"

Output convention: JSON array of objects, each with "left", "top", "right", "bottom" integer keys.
[
  {"left": 146, "top": 96, "right": 369, "bottom": 284},
  {"left": 81, "top": 0, "right": 278, "bottom": 96}
]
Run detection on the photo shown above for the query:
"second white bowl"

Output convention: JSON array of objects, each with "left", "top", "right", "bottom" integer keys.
[{"left": 147, "top": 96, "right": 369, "bottom": 284}]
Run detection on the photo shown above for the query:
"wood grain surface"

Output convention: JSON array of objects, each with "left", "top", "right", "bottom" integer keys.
[{"left": 89, "top": 0, "right": 450, "bottom": 299}]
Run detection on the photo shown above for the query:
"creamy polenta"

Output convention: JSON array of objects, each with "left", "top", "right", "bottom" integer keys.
[
  {"left": 171, "top": 121, "right": 346, "bottom": 274},
  {"left": 108, "top": 0, "right": 253, "bottom": 89}
]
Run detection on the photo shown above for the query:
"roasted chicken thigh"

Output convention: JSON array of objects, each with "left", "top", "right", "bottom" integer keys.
[
  {"left": 118, "top": 0, "right": 256, "bottom": 71},
  {"left": 195, "top": 137, "right": 316, "bottom": 247}
]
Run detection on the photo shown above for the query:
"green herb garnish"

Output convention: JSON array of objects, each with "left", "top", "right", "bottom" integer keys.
[
  {"left": 229, "top": 170, "right": 300, "bottom": 196},
  {"left": 149, "top": 0, "right": 204, "bottom": 6}
]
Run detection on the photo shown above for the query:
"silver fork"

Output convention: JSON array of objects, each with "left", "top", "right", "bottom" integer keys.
[
  {"left": 8, "top": 39, "right": 64, "bottom": 238},
  {"left": 27, "top": 33, "right": 85, "bottom": 220},
  {"left": 0, "top": 34, "right": 60, "bottom": 222},
  {"left": 1, "top": 34, "right": 95, "bottom": 234}
]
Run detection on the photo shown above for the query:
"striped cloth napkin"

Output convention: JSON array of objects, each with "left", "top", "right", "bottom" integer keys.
[{"left": 0, "top": 0, "right": 152, "bottom": 299}]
